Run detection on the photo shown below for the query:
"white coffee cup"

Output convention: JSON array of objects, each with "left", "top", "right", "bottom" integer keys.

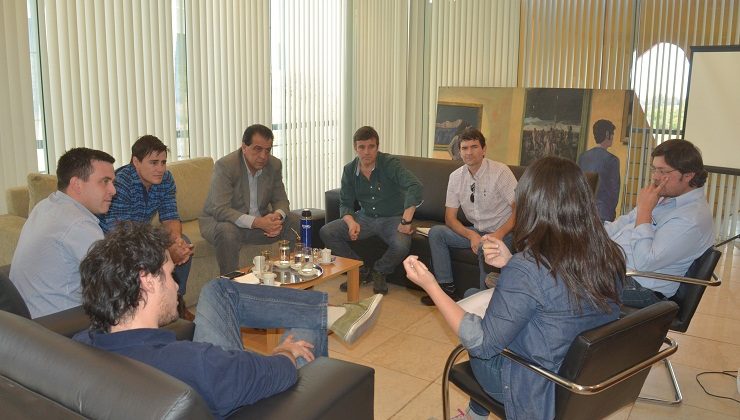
[
  {"left": 253, "top": 255, "right": 266, "bottom": 273},
  {"left": 262, "top": 272, "right": 277, "bottom": 286},
  {"left": 320, "top": 248, "right": 332, "bottom": 264}
]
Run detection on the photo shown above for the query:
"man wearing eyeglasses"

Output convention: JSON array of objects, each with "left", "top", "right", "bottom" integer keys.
[
  {"left": 200, "top": 124, "right": 300, "bottom": 275},
  {"left": 605, "top": 139, "right": 713, "bottom": 307},
  {"left": 420, "top": 128, "right": 516, "bottom": 306}
]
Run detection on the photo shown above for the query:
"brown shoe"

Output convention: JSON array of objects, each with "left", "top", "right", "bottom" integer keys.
[{"left": 177, "top": 294, "right": 195, "bottom": 321}]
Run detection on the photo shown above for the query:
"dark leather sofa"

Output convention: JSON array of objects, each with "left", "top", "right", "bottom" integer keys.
[
  {"left": 0, "top": 265, "right": 374, "bottom": 419},
  {"left": 325, "top": 155, "right": 598, "bottom": 297}
]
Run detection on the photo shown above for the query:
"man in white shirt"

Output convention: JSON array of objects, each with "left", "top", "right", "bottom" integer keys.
[{"left": 421, "top": 128, "right": 517, "bottom": 305}]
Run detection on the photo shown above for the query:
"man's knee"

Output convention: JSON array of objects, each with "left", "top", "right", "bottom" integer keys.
[
  {"left": 213, "top": 223, "right": 241, "bottom": 245},
  {"left": 198, "top": 279, "right": 230, "bottom": 307},
  {"left": 320, "top": 219, "right": 346, "bottom": 241},
  {"left": 429, "top": 224, "right": 451, "bottom": 243}
]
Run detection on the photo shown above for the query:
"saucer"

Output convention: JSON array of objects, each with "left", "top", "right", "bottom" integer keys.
[
  {"left": 298, "top": 267, "right": 319, "bottom": 277},
  {"left": 319, "top": 256, "right": 337, "bottom": 265},
  {"left": 290, "top": 263, "right": 303, "bottom": 271}
]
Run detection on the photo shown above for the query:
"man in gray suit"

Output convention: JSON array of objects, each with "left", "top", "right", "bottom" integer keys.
[{"left": 200, "top": 124, "right": 300, "bottom": 274}]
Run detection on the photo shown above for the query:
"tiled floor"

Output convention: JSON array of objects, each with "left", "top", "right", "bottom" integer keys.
[{"left": 313, "top": 241, "right": 740, "bottom": 419}]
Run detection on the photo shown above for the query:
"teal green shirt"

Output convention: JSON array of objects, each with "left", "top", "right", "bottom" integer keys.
[{"left": 339, "top": 152, "right": 423, "bottom": 218}]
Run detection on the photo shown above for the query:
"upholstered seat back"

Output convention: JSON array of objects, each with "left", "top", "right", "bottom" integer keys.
[
  {"left": 0, "top": 310, "right": 212, "bottom": 419},
  {"left": 555, "top": 301, "right": 678, "bottom": 420},
  {"left": 0, "top": 265, "right": 30, "bottom": 318},
  {"left": 669, "top": 247, "right": 721, "bottom": 332}
]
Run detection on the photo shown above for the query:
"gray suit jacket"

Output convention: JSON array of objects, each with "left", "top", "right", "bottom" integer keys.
[{"left": 199, "top": 149, "right": 290, "bottom": 238}]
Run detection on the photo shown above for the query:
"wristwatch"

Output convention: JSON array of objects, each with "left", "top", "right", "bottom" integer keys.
[{"left": 400, "top": 218, "right": 412, "bottom": 225}]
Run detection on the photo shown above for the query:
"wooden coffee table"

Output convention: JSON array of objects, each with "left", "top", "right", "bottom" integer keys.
[{"left": 240, "top": 256, "right": 363, "bottom": 353}]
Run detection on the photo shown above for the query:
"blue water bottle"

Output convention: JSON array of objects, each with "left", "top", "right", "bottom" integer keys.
[{"left": 300, "top": 209, "right": 312, "bottom": 248}]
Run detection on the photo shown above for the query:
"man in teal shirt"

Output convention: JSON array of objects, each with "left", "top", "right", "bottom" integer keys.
[{"left": 320, "top": 126, "right": 423, "bottom": 294}]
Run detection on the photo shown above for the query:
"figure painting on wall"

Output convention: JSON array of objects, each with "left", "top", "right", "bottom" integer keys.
[
  {"left": 519, "top": 88, "right": 591, "bottom": 166},
  {"left": 435, "top": 102, "right": 483, "bottom": 158}
]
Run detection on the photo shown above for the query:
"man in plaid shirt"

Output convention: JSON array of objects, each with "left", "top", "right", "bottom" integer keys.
[{"left": 98, "top": 135, "right": 194, "bottom": 319}]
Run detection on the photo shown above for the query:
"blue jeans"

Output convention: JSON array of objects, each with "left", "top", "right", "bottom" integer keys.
[
  {"left": 428, "top": 225, "right": 484, "bottom": 285},
  {"left": 621, "top": 276, "right": 665, "bottom": 308},
  {"left": 319, "top": 213, "right": 412, "bottom": 274},
  {"left": 173, "top": 234, "right": 192, "bottom": 296},
  {"left": 193, "top": 279, "right": 328, "bottom": 367},
  {"left": 468, "top": 354, "right": 505, "bottom": 416}
]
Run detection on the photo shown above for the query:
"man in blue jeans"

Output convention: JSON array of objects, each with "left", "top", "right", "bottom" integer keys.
[
  {"left": 73, "top": 222, "right": 382, "bottom": 418},
  {"left": 421, "top": 128, "right": 516, "bottom": 306},
  {"left": 320, "top": 126, "right": 423, "bottom": 294}
]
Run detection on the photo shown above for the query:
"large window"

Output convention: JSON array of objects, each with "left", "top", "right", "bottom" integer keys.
[{"left": 27, "top": 0, "right": 46, "bottom": 172}]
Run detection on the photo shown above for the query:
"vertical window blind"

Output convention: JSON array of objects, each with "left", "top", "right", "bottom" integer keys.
[
  {"left": 0, "top": 0, "right": 37, "bottom": 213},
  {"left": 38, "top": 0, "right": 176, "bottom": 170},
  {"left": 272, "top": 0, "right": 346, "bottom": 209},
  {"left": 185, "top": 0, "right": 271, "bottom": 160}
]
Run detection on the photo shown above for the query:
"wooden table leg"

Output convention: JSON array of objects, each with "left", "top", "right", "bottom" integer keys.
[
  {"left": 265, "top": 328, "right": 282, "bottom": 350},
  {"left": 346, "top": 267, "right": 360, "bottom": 302}
]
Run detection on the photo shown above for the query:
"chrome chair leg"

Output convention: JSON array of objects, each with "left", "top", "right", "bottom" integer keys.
[
  {"left": 637, "top": 358, "right": 683, "bottom": 405},
  {"left": 442, "top": 344, "right": 467, "bottom": 420}
]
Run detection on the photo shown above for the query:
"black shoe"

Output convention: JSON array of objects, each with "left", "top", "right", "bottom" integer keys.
[
  {"left": 371, "top": 270, "right": 388, "bottom": 295},
  {"left": 420, "top": 284, "right": 456, "bottom": 306},
  {"left": 339, "top": 266, "right": 372, "bottom": 292}
]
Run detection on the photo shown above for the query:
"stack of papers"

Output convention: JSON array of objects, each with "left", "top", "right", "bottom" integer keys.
[{"left": 416, "top": 227, "right": 430, "bottom": 237}]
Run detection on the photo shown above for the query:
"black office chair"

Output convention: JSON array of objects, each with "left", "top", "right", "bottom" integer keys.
[
  {"left": 622, "top": 247, "right": 722, "bottom": 404},
  {"left": 442, "top": 301, "right": 679, "bottom": 420}
]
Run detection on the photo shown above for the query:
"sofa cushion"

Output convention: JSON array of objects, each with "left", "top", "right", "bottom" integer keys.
[
  {"left": 27, "top": 173, "right": 57, "bottom": 214},
  {"left": 168, "top": 158, "right": 214, "bottom": 222},
  {"left": 5, "top": 186, "right": 30, "bottom": 218},
  {"left": 0, "top": 215, "right": 26, "bottom": 266}
]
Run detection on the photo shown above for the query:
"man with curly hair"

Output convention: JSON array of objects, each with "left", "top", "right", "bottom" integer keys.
[{"left": 73, "top": 222, "right": 382, "bottom": 418}]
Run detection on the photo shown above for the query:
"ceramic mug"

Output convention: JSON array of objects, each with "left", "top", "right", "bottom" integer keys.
[{"left": 262, "top": 272, "right": 277, "bottom": 286}]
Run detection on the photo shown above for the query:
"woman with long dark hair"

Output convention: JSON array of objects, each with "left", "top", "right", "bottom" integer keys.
[{"left": 403, "top": 156, "right": 625, "bottom": 420}]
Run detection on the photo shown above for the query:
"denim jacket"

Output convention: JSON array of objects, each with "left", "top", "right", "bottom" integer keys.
[{"left": 459, "top": 252, "right": 620, "bottom": 420}]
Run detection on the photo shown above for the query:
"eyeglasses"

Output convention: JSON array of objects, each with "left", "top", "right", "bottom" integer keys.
[
  {"left": 650, "top": 167, "right": 679, "bottom": 176},
  {"left": 470, "top": 183, "right": 475, "bottom": 203}
]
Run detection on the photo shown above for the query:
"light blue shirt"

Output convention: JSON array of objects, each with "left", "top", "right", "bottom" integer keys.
[
  {"left": 604, "top": 188, "right": 713, "bottom": 297},
  {"left": 234, "top": 165, "right": 263, "bottom": 229},
  {"left": 10, "top": 191, "right": 104, "bottom": 318}
]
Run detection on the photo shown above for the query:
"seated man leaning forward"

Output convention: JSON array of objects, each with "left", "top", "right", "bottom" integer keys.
[
  {"left": 421, "top": 128, "right": 516, "bottom": 306},
  {"left": 605, "top": 139, "right": 714, "bottom": 308},
  {"left": 320, "top": 126, "right": 424, "bottom": 295},
  {"left": 10, "top": 147, "right": 116, "bottom": 318},
  {"left": 97, "top": 135, "right": 194, "bottom": 319},
  {"left": 73, "top": 222, "right": 383, "bottom": 419},
  {"left": 200, "top": 124, "right": 300, "bottom": 275}
]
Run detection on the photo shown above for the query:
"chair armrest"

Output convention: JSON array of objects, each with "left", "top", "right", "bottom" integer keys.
[
  {"left": 445, "top": 338, "right": 677, "bottom": 396},
  {"left": 498, "top": 338, "right": 676, "bottom": 395},
  {"left": 34, "top": 306, "right": 89, "bottom": 337},
  {"left": 625, "top": 271, "right": 721, "bottom": 287},
  {"left": 228, "top": 357, "right": 374, "bottom": 420}
]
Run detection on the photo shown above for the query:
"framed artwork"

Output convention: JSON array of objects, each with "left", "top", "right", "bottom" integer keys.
[
  {"left": 434, "top": 102, "right": 483, "bottom": 154},
  {"left": 519, "top": 88, "right": 591, "bottom": 166}
]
